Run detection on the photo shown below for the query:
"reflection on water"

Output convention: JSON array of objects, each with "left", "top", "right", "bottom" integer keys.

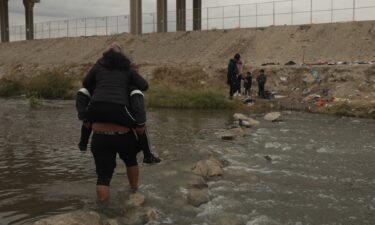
[{"left": 0, "top": 99, "right": 374, "bottom": 225}]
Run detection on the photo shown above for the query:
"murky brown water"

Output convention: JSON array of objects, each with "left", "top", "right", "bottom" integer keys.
[{"left": 0, "top": 99, "right": 374, "bottom": 225}]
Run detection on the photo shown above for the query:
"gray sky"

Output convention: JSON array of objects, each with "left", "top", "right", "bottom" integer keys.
[{"left": 8, "top": 0, "right": 375, "bottom": 25}]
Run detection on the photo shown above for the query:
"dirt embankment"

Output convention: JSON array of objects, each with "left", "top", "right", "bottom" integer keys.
[{"left": 0, "top": 21, "right": 374, "bottom": 116}]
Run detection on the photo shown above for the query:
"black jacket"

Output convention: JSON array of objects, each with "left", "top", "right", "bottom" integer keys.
[
  {"left": 227, "top": 59, "right": 237, "bottom": 85},
  {"left": 83, "top": 51, "right": 149, "bottom": 106}
]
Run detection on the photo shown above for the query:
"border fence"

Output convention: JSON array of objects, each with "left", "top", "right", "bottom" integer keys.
[{"left": 6, "top": 0, "right": 375, "bottom": 42}]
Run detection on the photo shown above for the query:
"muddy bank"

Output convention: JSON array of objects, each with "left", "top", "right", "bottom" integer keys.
[{"left": 0, "top": 21, "right": 374, "bottom": 116}]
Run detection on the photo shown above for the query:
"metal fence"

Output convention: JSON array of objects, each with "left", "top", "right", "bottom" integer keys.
[{"left": 7, "top": 0, "right": 375, "bottom": 42}]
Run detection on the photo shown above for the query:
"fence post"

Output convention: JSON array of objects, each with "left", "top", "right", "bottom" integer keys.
[
  {"left": 310, "top": 0, "right": 313, "bottom": 24},
  {"left": 75, "top": 19, "right": 78, "bottom": 37},
  {"left": 238, "top": 4, "right": 241, "bottom": 28},
  {"left": 353, "top": 0, "right": 356, "bottom": 21},
  {"left": 58, "top": 21, "right": 60, "bottom": 38},
  {"left": 222, "top": 7, "right": 224, "bottom": 29},
  {"left": 207, "top": 7, "right": 209, "bottom": 30},
  {"left": 67, "top": 20, "right": 69, "bottom": 37},
  {"left": 331, "top": 0, "right": 333, "bottom": 23},
  {"left": 49, "top": 22, "right": 51, "bottom": 38},
  {"left": 116, "top": 16, "right": 119, "bottom": 34},
  {"left": 291, "top": 0, "right": 293, "bottom": 25},
  {"left": 105, "top": 17, "right": 108, "bottom": 36},
  {"left": 273, "top": 0, "right": 275, "bottom": 25},
  {"left": 255, "top": 3, "right": 258, "bottom": 28},
  {"left": 95, "top": 18, "right": 97, "bottom": 35},
  {"left": 85, "top": 18, "right": 87, "bottom": 36}
]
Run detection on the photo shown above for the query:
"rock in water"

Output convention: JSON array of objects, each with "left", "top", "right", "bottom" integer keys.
[
  {"left": 192, "top": 156, "right": 223, "bottom": 179},
  {"left": 187, "top": 188, "right": 209, "bottom": 207},
  {"left": 220, "top": 132, "right": 235, "bottom": 140},
  {"left": 264, "top": 112, "right": 282, "bottom": 122},
  {"left": 33, "top": 211, "right": 101, "bottom": 225},
  {"left": 126, "top": 192, "right": 145, "bottom": 207}
]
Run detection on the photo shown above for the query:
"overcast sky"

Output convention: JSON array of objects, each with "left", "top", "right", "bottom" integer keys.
[{"left": 8, "top": 0, "right": 375, "bottom": 25}]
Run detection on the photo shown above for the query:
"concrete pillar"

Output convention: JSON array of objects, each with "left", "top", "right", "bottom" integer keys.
[
  {"left": 23, "top": 0, "right": 35, "bottom": 40},
  {"left": 157, "top": 0, "right": 167, "bottom": 33},
  {"left": 130, "top": 0, "right": 142, "bottom": 34},
  {"left": 193, "top": 0, "right": 201, "bottom": 31},
  {"left": 176, "top": 0, "right": 186, "bottom": 31},
  {"left": 0, "top": 0, "right": 10, "bottom": 42}
]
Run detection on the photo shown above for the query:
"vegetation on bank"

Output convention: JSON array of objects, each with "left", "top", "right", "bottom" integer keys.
[
  {"left": 0, "top": 74, "right": 239, "bottom": 110},
  {"left": 145, "top": 82, "right": 240, "bottom": 109},
  {"left": 0, "top": 72, "right": 74, "bottom": 99}
]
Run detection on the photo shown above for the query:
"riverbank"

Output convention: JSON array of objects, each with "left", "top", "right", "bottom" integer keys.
[{"left": 0, "top": 21, "right": 374, "bottom": 116}]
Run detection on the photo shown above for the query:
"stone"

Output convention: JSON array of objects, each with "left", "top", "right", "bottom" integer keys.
[
  {"left": 233, "top": 113, "right": 260, "bottom": 127},
  {"left": 192, "top": 156, "right": 224, "bottom": 179},
  {"left": 188, "top": 176, "right": 208, "bottom": 188},
  {"left": 246, "top": 215, "right": 281, "bottom": 225},
  {"left": 122, "top": 207, "right": 157, "bottom": 225},
  {"left": 213, "top": 213, "right": 244, "bottom": 225},
  {"left": 105, "top": 219, "right": 119, "bottom": 225},
  {"left": 33, "top": 211, "right": 101, "bottom": 225},
  {"left": 233, "top": 113, "right": 249, "bottom": 121},
  {"left": 229, "top": 127, "right": 245, "bottom": 137},
  {"left": 126, "top": 192, "right": 145, "bottom": 207},
  {"left": 264, "top": 112, "right": 282, "bottom": 122},
  {"left": 187, "top": 188, "right": 209, "bottom": 207},
  {"left": 220, "top": 132, "right": 235, "bottom": 140}
]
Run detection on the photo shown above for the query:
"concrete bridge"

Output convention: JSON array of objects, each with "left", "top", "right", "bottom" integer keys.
[
  {"left": 131, "top": 0, "right": 202, "bottom": 34},
  {"left": 0, "top": 0, "right": 40, "bottom": 42},
  {"left": 0, "top": 0, "right": 202, "bottom": 42}
]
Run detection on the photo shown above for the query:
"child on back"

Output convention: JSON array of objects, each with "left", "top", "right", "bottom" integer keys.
[
  {"left": 244, "top": 71, "right": 252, "bottom": 97},
  {"left": 75, "top": 87, "right": 161, "bottom": 164},
  {"left": 235, "top": 60, "right": 244, "bottom": 96},
  {"left": 256, "top": 69, "right": 267, "bottom": 98}
]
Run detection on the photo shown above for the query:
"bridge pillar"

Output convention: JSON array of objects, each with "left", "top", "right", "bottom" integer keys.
[
  {"left": 176, "top": 0, "right": 185, "bottom": 31},
  {"left": 0, "top": 0, "right": 9, "bottom": 42},
  {"left": 157, "top": 0, "right": 167, "bottom": 33},
  {"left": 130, "top": 0, "right": 142, "bottom": 34},
  {"left": 193, "top": 0, "right": 201, "bottom": 31},
  {"left": 23, "top": 0, "right": 36, "bottom": 40}
]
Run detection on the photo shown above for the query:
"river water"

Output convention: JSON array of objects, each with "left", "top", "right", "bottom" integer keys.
[{"left": 0, "top": 99, "right": 374, "bottom": 225}]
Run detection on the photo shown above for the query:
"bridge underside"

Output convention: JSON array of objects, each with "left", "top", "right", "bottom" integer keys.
[
  {"left": 0, "top": 0, "right": 39, "bottom": 42},
  {"left": 0, "top": 0, "right": 202, "bottom": 42},
  {"left": 131, "top": 0, "right": 202, "bottom": 34}
]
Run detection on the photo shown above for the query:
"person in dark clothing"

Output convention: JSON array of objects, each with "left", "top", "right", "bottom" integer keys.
[
  {"left": 76, "top": 88, "right": 92, "bottom": 151},
  {"left": 129, "top": 87, "right": 161, "bottom": 164},
  {"left": 256, "top": 69, "right": 267, "bottom": 98},
  {"left": 227, "top": 53, "right": 241, "bottom": 99},
  {"left": 83, "top": 42, "right": 149, "bottom": 202},
  {"left": 75, "top": 86, "right": 161, "bottom": 164},
  {"left": 244, "top": 71, "right": 252, "bottom": 97}
]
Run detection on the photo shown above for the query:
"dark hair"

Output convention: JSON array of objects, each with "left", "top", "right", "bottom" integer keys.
[
  {"left": 260, "top": 69, "right": 265, "bottom": 73},
  {"left": 102, "top": 49, "right": 132, "bottom": 70},
  {"left": 234, "top": 53, "right": 241, "bottom": 60},
  {"left": 247, "top": 71, "right": 252, "bottom": 75}
]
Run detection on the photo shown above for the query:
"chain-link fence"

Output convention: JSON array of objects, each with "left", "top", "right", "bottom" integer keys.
[{"left": 6, "top": 0, "right": 375, "bottom": 42}]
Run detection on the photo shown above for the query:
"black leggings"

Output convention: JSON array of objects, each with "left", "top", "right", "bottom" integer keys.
[{"left": 91, "top": 131, "right": 139, "bottom": 186}]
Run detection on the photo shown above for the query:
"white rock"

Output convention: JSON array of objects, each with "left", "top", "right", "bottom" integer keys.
[
  {"left": 264, "top": 112, "right": 282, "bottom": 122},
  {"left": 33, "top": 211, "right": 101, "bottom": 225}
]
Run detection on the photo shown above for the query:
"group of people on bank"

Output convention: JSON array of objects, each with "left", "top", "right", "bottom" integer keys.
[{"left": 227, "top": 53, "right": 268, "bottom": 99}]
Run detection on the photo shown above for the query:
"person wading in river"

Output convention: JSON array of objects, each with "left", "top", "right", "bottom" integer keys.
[
  {"left": 83, "top": 42, "right": 149, "bottom": 201},
  {"left": 75, "top": 86, "right": 161, "bottom": 164}
]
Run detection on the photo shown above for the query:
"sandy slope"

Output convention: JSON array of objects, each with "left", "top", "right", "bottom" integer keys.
[
  {"left": 0, "top": 21, "right": 374, "bottom": 116},
  {"left": 0, "top": 21, "right": 374, "bottom": 66}
]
